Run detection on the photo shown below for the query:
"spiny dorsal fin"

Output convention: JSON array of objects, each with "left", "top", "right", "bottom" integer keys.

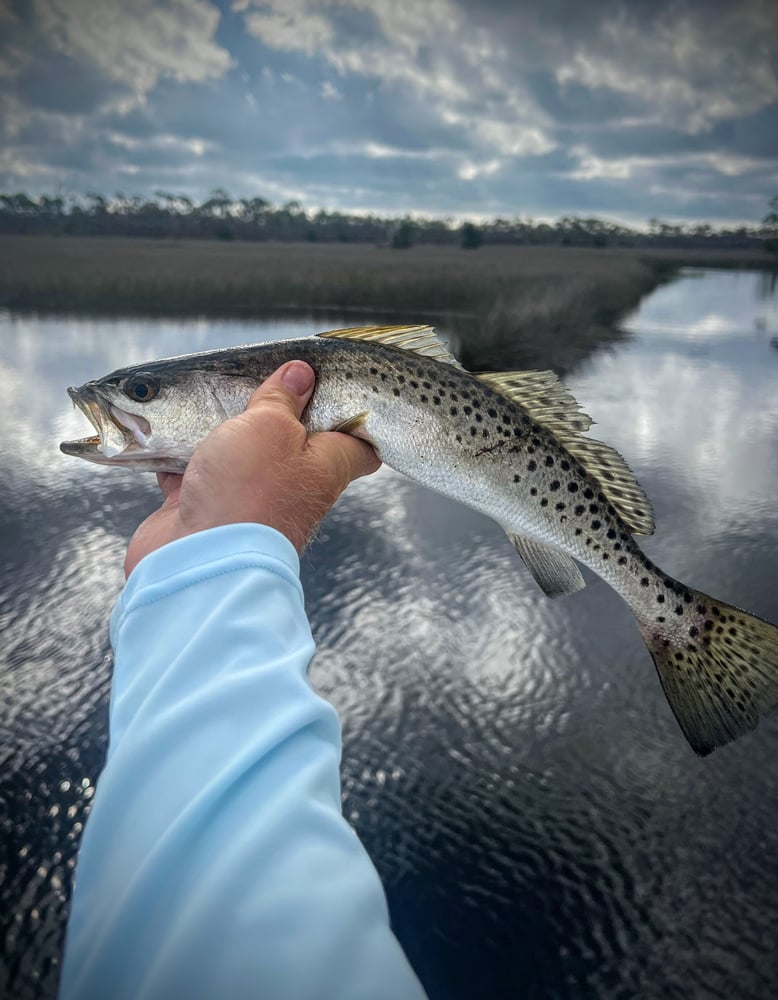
[
  {"left": 506, "top": 532, "right": 586, "bottom": 598},
  {"left": 477, "top": 370, "right": 654, "bottom": 535},
  {"left": 319, "top": 325, "right": 463, "bottom": 368}
]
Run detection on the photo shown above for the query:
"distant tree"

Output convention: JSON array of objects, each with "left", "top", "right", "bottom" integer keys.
[
  {"left": 200, "top": 188, "right": 233, "bottom": 218},
  {"left": 763, "top": 195, "right": 778, "bottom": 255},
  {"left": 460, "top": 221, "right": 483, "bottom": 249},
  {"left": 391, "top": 218, "right": 416, "bottom": 249}
]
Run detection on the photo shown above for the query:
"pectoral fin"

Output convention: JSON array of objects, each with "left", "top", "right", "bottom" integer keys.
[
  {"left": 506, "top": 532, "right": 586, "bottom": 598},
  {"left": 331, "top": 411, "right": 369, "bottom": 435}
]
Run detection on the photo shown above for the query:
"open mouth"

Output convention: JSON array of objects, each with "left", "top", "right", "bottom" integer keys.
[{"left": 60, "top": 389, "right": 151, "bottom": 460}]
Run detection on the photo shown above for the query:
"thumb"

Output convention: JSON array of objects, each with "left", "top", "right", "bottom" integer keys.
[{"left": 246, "top": 360, "right": 316, "bottom": 419}]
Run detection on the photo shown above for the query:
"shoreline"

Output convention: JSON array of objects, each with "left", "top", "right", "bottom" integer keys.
[{"left": 3, "top": 236, "right": 773, "bottom": 371}]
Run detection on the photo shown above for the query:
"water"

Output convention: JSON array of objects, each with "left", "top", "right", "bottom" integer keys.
[{"left": 1, "top": 271, "right": 777, "bottom": 999}]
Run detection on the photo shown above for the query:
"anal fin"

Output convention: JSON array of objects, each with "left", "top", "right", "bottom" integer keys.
[{"left": 506, "top": 532, "right": 586, "bottom": 598}]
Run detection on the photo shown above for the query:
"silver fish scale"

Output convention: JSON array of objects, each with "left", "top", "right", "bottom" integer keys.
[{"left": 301, "top": 338, "right": 651, "bottom": 600}]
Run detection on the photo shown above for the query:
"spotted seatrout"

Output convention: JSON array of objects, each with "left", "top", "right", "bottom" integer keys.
[{"left": 61, "top": 325, "right": 778, "bottom": 755}]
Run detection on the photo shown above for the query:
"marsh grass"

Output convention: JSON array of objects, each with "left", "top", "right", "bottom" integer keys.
[{"left": 0, "top": 236, "right": 672, "bottom": 370}]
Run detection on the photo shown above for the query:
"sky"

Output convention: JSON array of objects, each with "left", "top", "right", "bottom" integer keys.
[{"left": 1, "top": 0, "right": 777, "bottom": 226}]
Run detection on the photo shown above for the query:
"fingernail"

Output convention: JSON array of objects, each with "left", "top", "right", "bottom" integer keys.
[{"left": 281, "top": 361, "right": 315, "bottom": 396}]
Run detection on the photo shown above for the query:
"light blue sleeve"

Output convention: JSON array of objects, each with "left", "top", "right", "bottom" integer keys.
[{"left": 59, "top": 522, "right": 427, "bottom": 1000}]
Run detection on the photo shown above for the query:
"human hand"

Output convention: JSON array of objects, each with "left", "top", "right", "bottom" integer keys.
[{"left": 124, "top": 361, "right": 381, "bottom": 577}]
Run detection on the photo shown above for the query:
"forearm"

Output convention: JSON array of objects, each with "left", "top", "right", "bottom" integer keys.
[{"left": 59, "top": 523, "right": 425, "bottom": 1000}]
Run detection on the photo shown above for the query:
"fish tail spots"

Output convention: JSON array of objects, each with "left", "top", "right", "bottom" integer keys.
[{"left": 637, "top": 586, "right": 778, "bottom": 755}]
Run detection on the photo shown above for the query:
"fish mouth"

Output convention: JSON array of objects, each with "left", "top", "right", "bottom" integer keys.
[{"left": 60, "top": 387, "right": 152, "bottom": 463}]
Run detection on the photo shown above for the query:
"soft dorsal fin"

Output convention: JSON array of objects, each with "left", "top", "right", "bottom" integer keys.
[
  {"left": 319, "top": 325, "right": 463, "bottom": 368},
  {"left": 476, "top": 370, "right": 593, "bottom": 435},
  {"left": 477, "top": 370, "right": 655, "bottom": 536}
]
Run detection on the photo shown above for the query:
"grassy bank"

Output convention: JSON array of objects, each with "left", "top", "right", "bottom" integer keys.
[{"left": 2, "top": 236, "right": 771, "bottom": 371}]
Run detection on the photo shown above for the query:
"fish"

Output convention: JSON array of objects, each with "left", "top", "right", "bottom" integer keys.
[{"left": 61, "top": 324, "right": 778, "bottom": 756}]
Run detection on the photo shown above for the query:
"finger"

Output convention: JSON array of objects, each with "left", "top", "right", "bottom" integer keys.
[
  {"left": 156, "top": 472, "right": 183, "bottom": 501},
  {"left": 310, "top": 432, "right": 381, "bottom": 490},
  {"left": 245, "top": 361, "right": 316, "bottom": 422}
]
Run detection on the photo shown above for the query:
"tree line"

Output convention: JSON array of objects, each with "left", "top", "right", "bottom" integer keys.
[{"left": 1, "top": 188, "right": 775, "bottom": 252}]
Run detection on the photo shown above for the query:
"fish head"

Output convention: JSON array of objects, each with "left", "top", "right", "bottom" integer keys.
[{"left": 60, "top": 361, "right": 254, "bottom": 472}]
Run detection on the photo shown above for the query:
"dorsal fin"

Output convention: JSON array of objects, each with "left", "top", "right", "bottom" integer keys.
[
  {"left": 476, "top": 370, "right": 593, "bottom": 434},
  {"left": 319, "top": 325, "right": 463, "bottom": 368},
  {"left": 477, "top": 370, "right": 654, "bottom": 535}
]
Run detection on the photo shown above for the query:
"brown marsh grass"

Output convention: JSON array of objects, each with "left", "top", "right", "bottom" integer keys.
[
  {"left": 0, "top": 236, "right": 684, "bottom": 370},
  {"left": 16, "top": 236, "right": 772, "bottom": 371}
]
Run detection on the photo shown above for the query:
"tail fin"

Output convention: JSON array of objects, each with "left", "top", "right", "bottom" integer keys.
[{"left": 638, "top": 587, "right": 778, "bottom": 755}]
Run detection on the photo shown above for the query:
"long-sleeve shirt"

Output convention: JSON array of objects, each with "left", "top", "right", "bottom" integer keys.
[{"left": 58, "top": 522, "right": 427, "bottom": 1000}]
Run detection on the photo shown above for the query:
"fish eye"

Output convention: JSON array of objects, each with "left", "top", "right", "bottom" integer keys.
[{"left": 123, "top": 373, "right": 160, "bottom": 403}]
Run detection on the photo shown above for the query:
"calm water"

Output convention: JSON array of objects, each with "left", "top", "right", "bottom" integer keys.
[{"left": 1, "top": 271, "right": 777, "bottom": 999}]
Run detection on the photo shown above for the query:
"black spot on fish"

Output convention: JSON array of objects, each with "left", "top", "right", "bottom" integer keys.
[
  {"left": 641, "top": 577, "right": 649, "bottom": 587},
  {"left": 550, "top": 480, "right": 560, "bottom": 491},
  {"left": 591, "top": 520, "right": 601, "bottom": 530},
  {"left": 393, "top": 388, "right": 400, "bottom": 397},
  {"left": 555, "top": 502, "right": 565, "bottom": 511},
  {"left": 574, "top": 505, "right": 585, "bottom": 515},
  {"left": 422, "top": 381, "right": 431, "bottom": 389},
  {"left": 656, "top": 594, "right": 665, "bottom": 604},
  {"left": 689, "top": 626, "right": 698, "bottom": 637},
  {"left": 410, "top": 380, "right": 418, "bottom": 389},
  {"left": 420, "top": 394, "right": 428, "bottom": 403},
  {"left": 450, "top": 406, "right": 458, "bottom": 415},
  {"left": 475, "top": 413, "right": 483, "bottom": 422},
  {"left": 607, "top": 529, "right": 617, "bottom": 539},
  {"left": 540, "top": 498, "right": 548, "bottom": 507},
  {"left": 561, "top": 460, "right": 570, "bottom": 471},
  {"left": 530, "top": 487, "right": 538, "bottom": 496},
  {"left": 488, "top": 408, "right": 497, "bottom": 418},
  {"left": 614, "top": 543, "right": 622, "bottom": 551},
  {"left": 657, "top": 615, "right": 665, "bottom": 623},
  {"left": 470, "top": 427, "right": 477, "bottom": 437},
  {"left": 455, "top": 434, "right": 462, "bottom": 443},
  {"left": 463, "top": 406, "right": 472, "bottom": 415},
  {"left": 545, "top": 456, "right": 554, "bottom": 467},
  {"left": 433, "top": 397, "right": 441, "bottom": 405},
  {"left": 618, "top": 556, "right": 627, "bottom": 565},
  {"left": 575, "top": 528, "right": 582, "bottom": 536},
  {"left": 674, "top": 605, "right": 683, "bottom": 615},
  {"left": 589, "top": 504, "right": 599, "bottom": 514},
  {"left": 380, "top": 373, "right": 387, "bottom": 381},
  {"left": 567, "top": 482, "right": 578, "bottom": 493},
  {"left": 369, "top": 367, "right": 378, "bottom": 376},
  {"left": 513, "top": 474, "right": 521, "bottom": 483},
  {"left": 450, "top": 392, "right": 457, "bottom": 401},
  {"left": 398, "top": 375, "right": 405, "bottom": 384},
  {"left": 528, "top": 460, "right": 537, "bottom": 471},
  {"left": 584, "top": 488, "right": 594, "bottom": 500}
]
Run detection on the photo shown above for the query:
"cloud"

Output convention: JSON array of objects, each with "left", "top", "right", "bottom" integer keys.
[
  {"left": 34, "top": 0, "right": 231, "bottom": 104},
  {"left": 0, "top": 0, "right": 776, "bottom": 222}
]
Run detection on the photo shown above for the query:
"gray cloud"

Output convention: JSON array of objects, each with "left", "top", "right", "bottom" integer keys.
[{"left": 0, "top": 0, "right": 776, "bottom": 223}]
